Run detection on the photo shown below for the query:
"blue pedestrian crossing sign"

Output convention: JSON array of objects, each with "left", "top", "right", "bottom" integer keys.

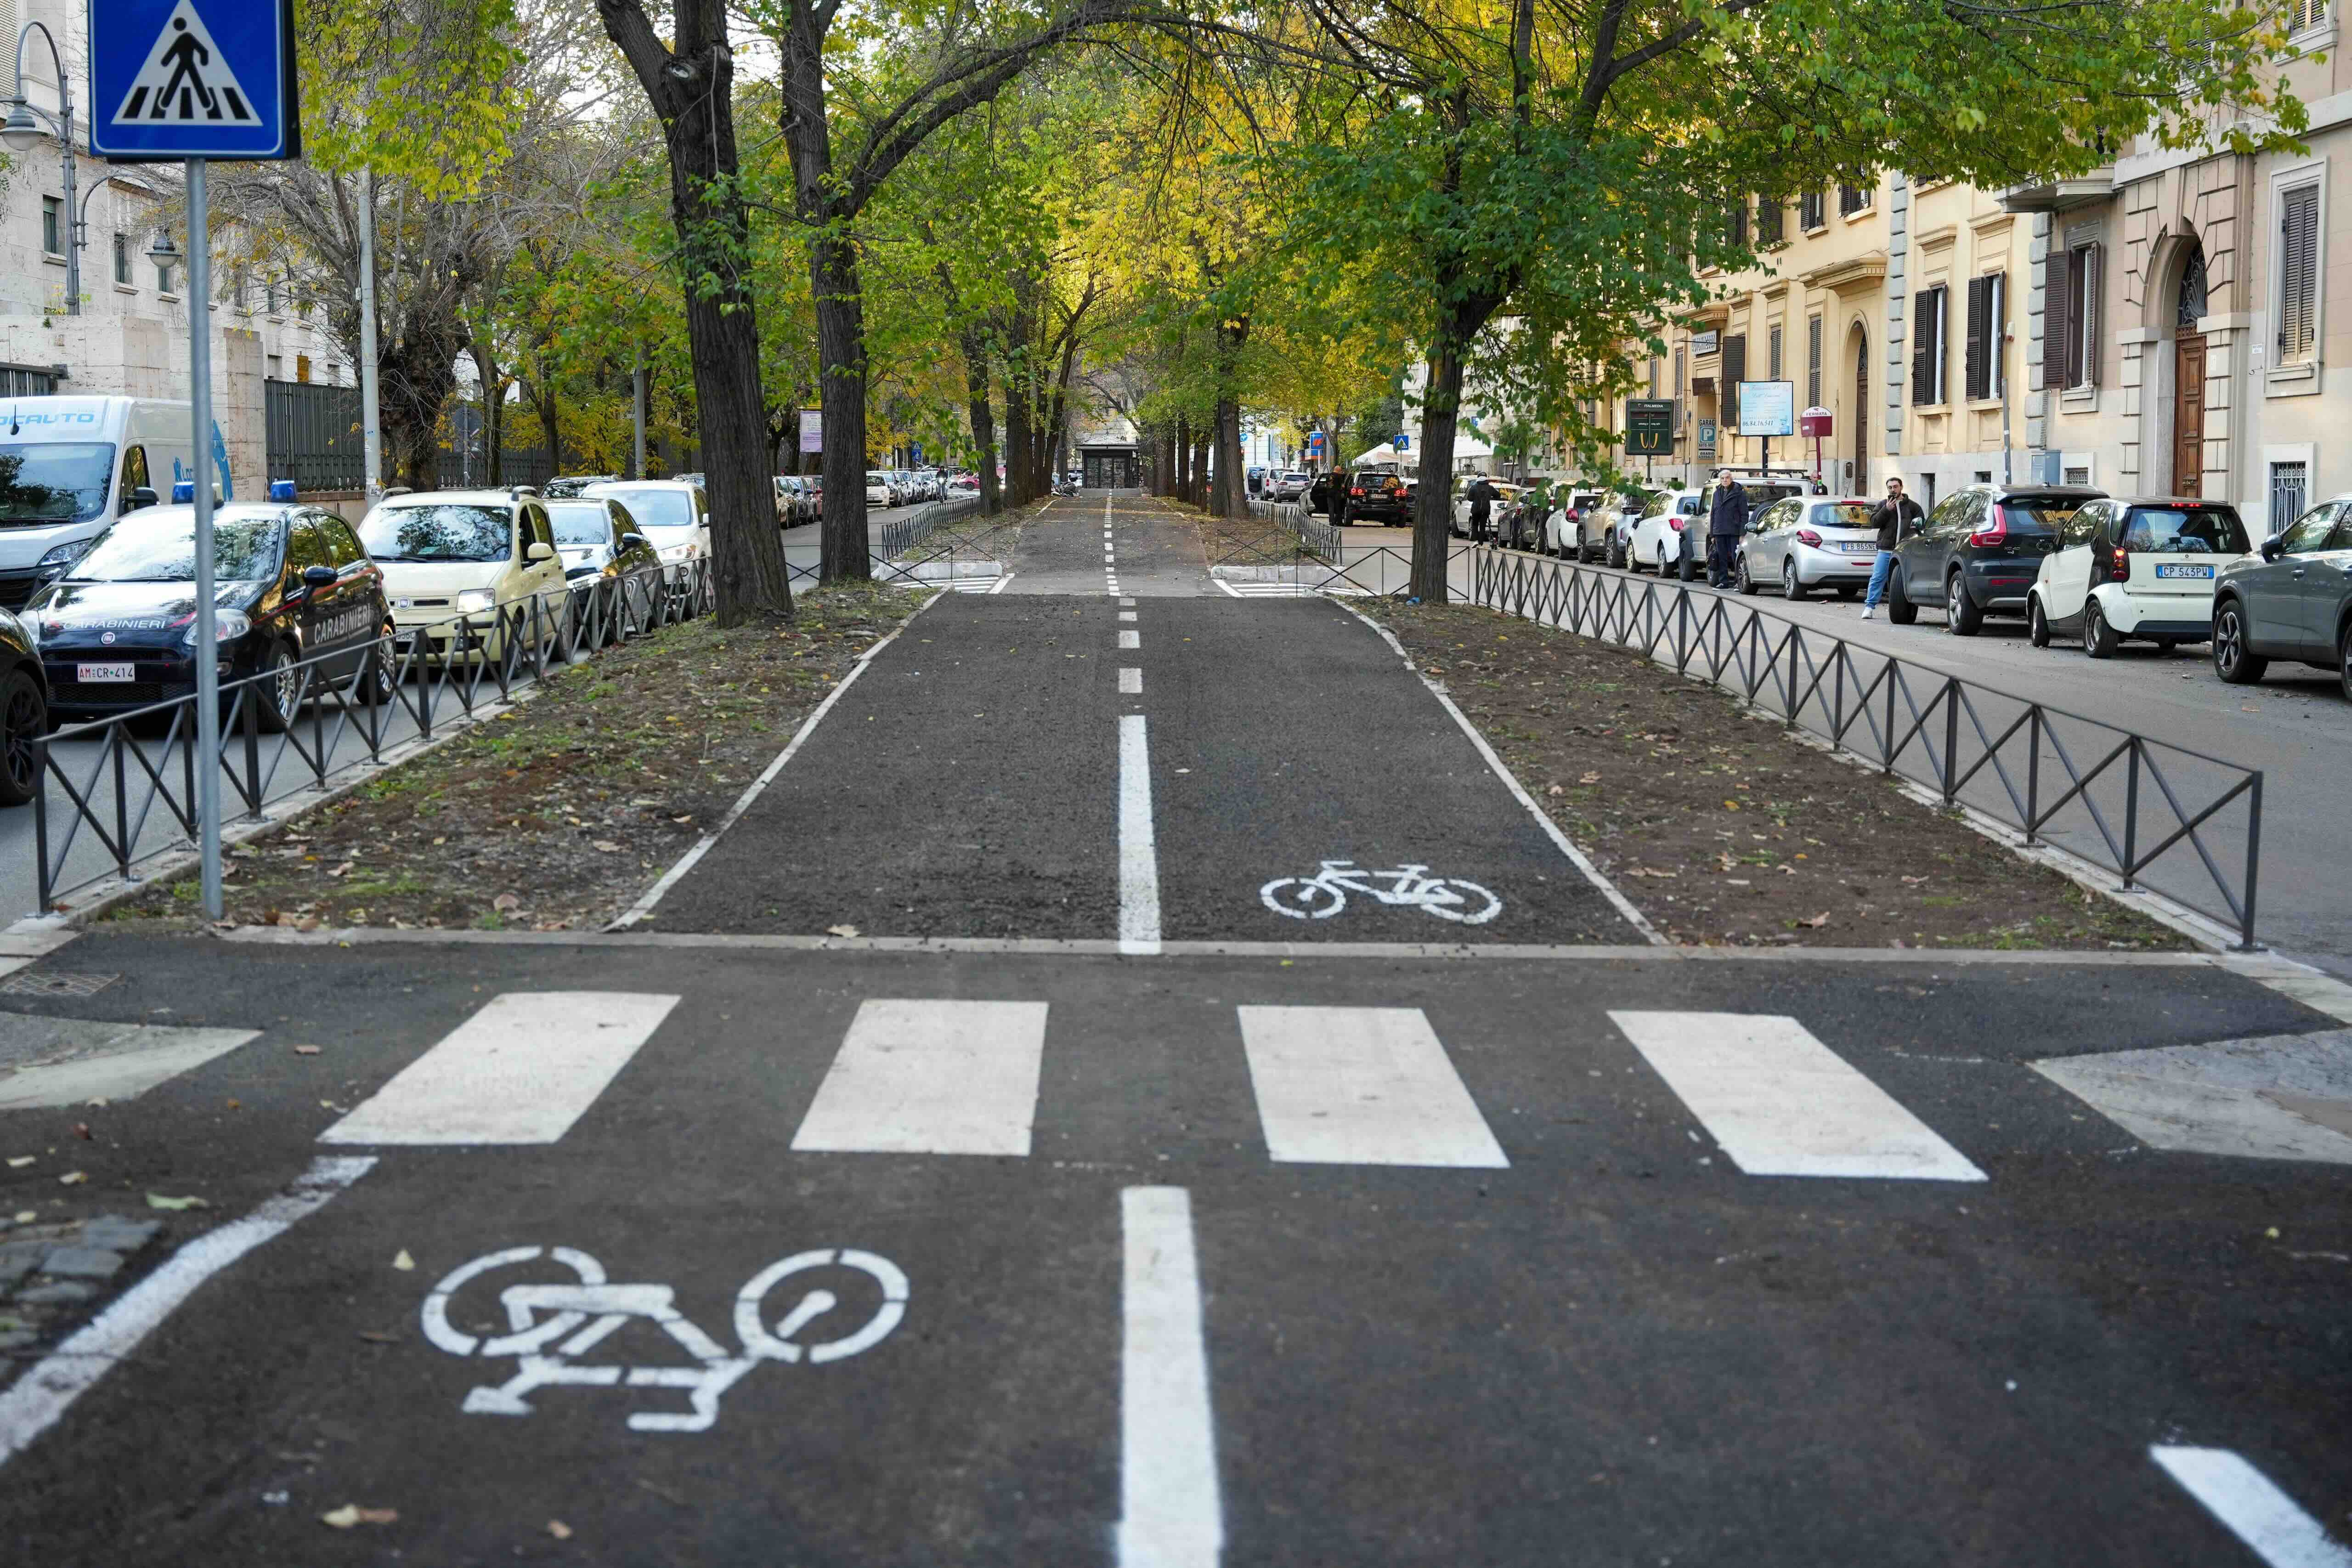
[{"left": 88, "top": 0, "right": 299, "bottom": 160}]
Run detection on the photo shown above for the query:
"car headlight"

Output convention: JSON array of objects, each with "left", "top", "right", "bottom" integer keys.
[
  {"left": 181, "top": 608, "right": 250, "bottom": 645},
  {"left": 456, "top": 589, "right": 497, "bottom": 614},
  {"left": 36, "top": 541, "right": 89, "bottom": 577}
]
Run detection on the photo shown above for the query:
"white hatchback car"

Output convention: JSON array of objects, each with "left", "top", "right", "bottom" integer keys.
[
  {"left": 1623, "top": 490, "right": 1709, "bottom": 573},
  {"left": 584, "top": 480, "right": 712, "bottom": 576},
  {"left": 865, "top": 471, "right": 892, "bottom": 507},
  {"left": 1737, "top": 496, "right": 1881, "bottom": 599},
  {"left": 2029, "top": 497, "right": 2255, "bottom": 657},
  {"left": 357, "top": 489, "right": 570, "bottom": 661}
]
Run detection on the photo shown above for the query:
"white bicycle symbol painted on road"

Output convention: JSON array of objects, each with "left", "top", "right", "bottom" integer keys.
[
  {"left": 421, "top": 1245, "right": 907, "bottom": 1433},
  {"left": 1259, "top": 861, "right": 1502, "bottom": 924}
]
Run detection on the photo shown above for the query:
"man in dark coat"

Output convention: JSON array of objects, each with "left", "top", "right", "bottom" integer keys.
[
  {"left": 1465, "top": 475, "right": 1500, "bottom": 542},
  {"left": 1705, "top": 470, "right": 1749, "bottom": 588},
  {"left": 1862, "top": 475, "right": 1926, "bottom": 619}
]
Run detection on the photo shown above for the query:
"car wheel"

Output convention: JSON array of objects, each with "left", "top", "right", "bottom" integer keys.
[
  {"left": 1782, "top": 559, "right": 1806, "bottom": 601},
  {"left": 360, "top": 619, "right": 399, "bottom": 704},
  {"left": 2211, "top": 600, "right": 2267, "bottom": 684},
  {"left": 1887, "top": 569, "right": 1919, "bottom": 625},
  {"left": 1945, "top": 572, "right": 1983, "bottom": 636},
  {"left": 254, "top": 643, "right": 301, "bottom": 733},
  {"left": 1736, "top": 554, "right": 1757, "bottom": 595},
  {"left": 2339, "top": 623, "right": 2352, "bottom": 704},
  {"left": 2083, "top": 599, "right": 2118, "bottom": 659},
  {"left": 0, "top": 667, "right": 46, "bottom": 808},
  {"left": 2029, "top": 599, "right": 2052, "bottom": 648}
]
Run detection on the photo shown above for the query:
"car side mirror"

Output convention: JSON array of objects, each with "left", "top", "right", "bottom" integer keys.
[
  {"left": 301, "top": 564, "right": 337, "bottom": 588},
  {"left": 621, "top": 533, "right": 649, "bottom": 550},
  {"left": 128, "top": 487, "right": 158, "bottom": 511},
  {"left": 527, "top": 541, "right": 555, "bottom": 561},
  {"left": 2261, "top": 533, "right": 2284, "bottom": 562}
]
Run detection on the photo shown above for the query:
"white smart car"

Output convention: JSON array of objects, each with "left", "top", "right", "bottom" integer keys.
[
  {"left": 2029, "top": 496, "right": 2254, "bottom": 657},
  {"left": 358, "top": 488, "right": 571, "bottom": 662}
]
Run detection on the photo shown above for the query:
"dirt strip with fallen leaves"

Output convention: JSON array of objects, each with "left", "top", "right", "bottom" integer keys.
[
  {"left": 1360, "top": 600, "right": 2190, "bottom": 951},
  {"left": 103, "top": 583, "right": 934, "bottom": 935}
]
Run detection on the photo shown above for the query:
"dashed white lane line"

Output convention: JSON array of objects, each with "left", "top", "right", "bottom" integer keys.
[
  {"left": 320, "top": 992, "right": 681, "bottom": 1145},
  {"left": 1609, "top": 1011, "right": 1986, "bottom": 1180},
  {"left": 0, "top": 1155, "right": 375, "bottom": 1470},
  {"left": 790, "top": 999, "right": 1050, "bottom": 1156},
  {"left": 1119, "top": 629, "right": 1141, "bottom": 650},
  {"left": 1120, "top": 668, "right": 1143, "bottom": 695},
  {"left": 1119, "top": 714, "right": 1162, "bottom": 956},
  {"left": 1119, "top": 610, "right": 1137, "bottom": 622},
  {"left": 1118, "top": 1187, "right": 1223, "bottom": 1568},
  {"left": 1120, "top": 597, "right": 1136, "bottom": 606},
  {"left": 1236, "top": 1006, "right": 1509, "bottom": 1168},
  {"left": 2151, "top": 1447, "right": 2352, "bottom": 1567}
]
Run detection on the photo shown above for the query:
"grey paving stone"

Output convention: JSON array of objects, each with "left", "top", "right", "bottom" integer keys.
[
  {"left": 15, "top": 1281, "right": 94, "bottom": 1305},
  {"left": 77, "top": 1217, "right": 161, "bottom": 1253},
  {"left": 0, "top": 1243, "right": 43, "bottom": 1289},
  {"left": 0, "top": 1329, "right": 34, "bottom": 1351},
  {"left": 40, "top": 1246, "right": 125, "bottom": 1279}
]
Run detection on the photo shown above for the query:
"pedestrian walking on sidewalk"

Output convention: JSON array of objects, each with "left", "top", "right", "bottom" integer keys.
[
  {"left": 1862, "top": 476, "right": 1924, "bottom": 620},
  {"left": 1706, "top": 470, "right": 1748, "bottom": 588},
  {"left": 1466, "top": 475, "right": 1499, "bottom": 543}
]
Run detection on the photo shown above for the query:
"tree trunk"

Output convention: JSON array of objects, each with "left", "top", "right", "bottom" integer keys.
[
  {"left": 597, "top": 0, "right": 793, "bottom": 622},
  {"left": 1211, "top": 397, "right": 1247, "bottom": 519},
  {"left": 1412, "top": 324, "right": 1470, "bottom": 602},
  {"left": 536, "top": 353, "right": 560, "bottom": 476},
  {"left": 958, "top": 328, "right": 1001, "bottom": 515},
  {"left": 1191, "top": 435, "right": 1210, "bottom": 507},
  {"left": 807, "top": 229, "right": 871, "bottom": 578},
  {"left": 1174, "top": 416, "right": 1191, "bottom": 504}
]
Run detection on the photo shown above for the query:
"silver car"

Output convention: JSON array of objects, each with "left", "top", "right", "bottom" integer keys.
[{"left": 1737, "top": 496, "right": 1881, "bottom": 600}]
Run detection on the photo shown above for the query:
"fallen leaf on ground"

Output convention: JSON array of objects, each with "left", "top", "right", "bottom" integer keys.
[
  {"left": 6, "top": 1156, "right": 32, "bottom": 1168},
  {"left": 11, "top": 1211, "right": 34, "bottom": 1223},
  {"left": 1794, "top": 912, "right": 1830, "bottom": 928},
  {"left": 492, "top": 893, "right": 521, "bottom": 912},
  {"left": 73, "top": 1122, "right": 91, "bottom": 1140},
  {"left": 292, "top": 1044, "right": 322, "bottom": 1056},
  {"left": 1901, "top": 875, "right": 1930, "bottom": 885},
  {"left": 1545, "top": 784, "right": 1564, "bottom": 796},
  {"left": 592, "top": 841, "right": 622, "bottom": 853},
  {"left": 57, "top": 1171, "right": 86, "bottom": 1185},
  {"left": 320, "top": 1504, "right": 399, "bottom": 1528},
  {"left": 1579, "top": 771, "right": 1601, "bottom": 784},
  {"left": 296, "top": 918, "right": 321, "bottom": 933},
  {"left": 826, "top": 924, "right": 860, "bottom": 938},
  {"left": 391, "top": 1249, "right": 415, "bottom": 1272},
  {"left": 548, "top": 1520, "right": 575, "bottom": 1540},
  {"left": 356, "top": 1329, "right": 399, "bottom": 1343},
  {"left": 147, "top": 1193, "right": 209, "bottom": 1210},
  {"left": 327, "top": 863, "right": 353, "bottom": 878}
]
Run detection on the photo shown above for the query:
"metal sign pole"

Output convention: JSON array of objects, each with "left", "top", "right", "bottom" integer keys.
[
  {"left": 358, "top": 170, "right": 383, "bottom": 505},
  {"left": 186, "top": 156, "right": 222, "bottom": 919}
]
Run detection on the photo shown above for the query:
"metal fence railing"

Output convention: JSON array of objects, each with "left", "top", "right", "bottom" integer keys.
[
  {"left": 1458, "top": 546, "right": 2264, "bottom": 949},
  {"left": 30, "top": 560, "right": 715, "bottom": 915}
]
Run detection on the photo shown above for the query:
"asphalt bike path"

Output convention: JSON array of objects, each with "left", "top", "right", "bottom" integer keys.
[
  {"left": 1001, "top": 492, "right": 1216, "bottom": 597},
  {"left": 0, "top": 934, "right": 2343, "bottom": 1563}
]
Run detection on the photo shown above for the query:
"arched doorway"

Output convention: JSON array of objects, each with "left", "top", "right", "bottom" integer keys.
[
  {"left": 1849, "top": 323, "right": 1871, "bottom": 493},
  {"left": 2172, "top": 243, "right": 2209, "bottom": 497}
]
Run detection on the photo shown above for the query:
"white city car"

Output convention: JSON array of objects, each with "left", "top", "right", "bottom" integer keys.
[
  {"left": 2029, "top": 497, "right": 2254, "bottom": 657},
  {"left": 359, "top": 489, "right": 570, "bottom": 662},
  {"left": 1737, "top": 496, "right": 1881, "bottom": 599},
  {"left": 865, "top": 471, "right": 892, "bottom": 507},
  {"left": 584, "top": 480, "right": 712, "bottom": 578}
]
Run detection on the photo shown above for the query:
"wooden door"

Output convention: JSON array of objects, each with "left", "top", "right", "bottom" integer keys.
[{"left": 2172, "top": 334, "right": 2206, "bottom": 497}]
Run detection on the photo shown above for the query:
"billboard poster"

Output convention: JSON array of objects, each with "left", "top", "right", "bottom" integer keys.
[
  {"left": 798, "top": 409, "right": 823, "bottom": 454},
  {"left": 1736, "top": 380, "right": 1797, "bottom": 437}
]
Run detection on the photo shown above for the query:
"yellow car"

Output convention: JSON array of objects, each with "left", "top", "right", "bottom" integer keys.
[{"left": 356, "top": 488, "right": 571, "bottom": 664}]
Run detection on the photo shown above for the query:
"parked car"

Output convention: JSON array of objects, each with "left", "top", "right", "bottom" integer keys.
[
  {"left": 1272, "top": 471, "right": 1311, "bottom": 503},
  {"left": 0, "top": 606, "right": 45, "bottom": 805},
  {"left": 1449, "top": 477, "right": 1522, "bottom": 541},
  {"left": 360, "top": 489, "right": 570, "bottom": 665},
  {"left": 585, "top": 480, "right": 712, "bottom": 577},
  {"left": 1347, "top": 468, "right": 1412, "bottom": 525},
  {"left": 1306, "top": 472, "right": 1346, "bottom": 517},
  {"left": 2028, "top": 498, "right": 2252, "bottom": 657},
  {"left": 0, "top": 394, "right": 215, "bottom": 613},
  {"left": 1885, "top": 484, "right": 2104, "bottom": 633},
  {"left": 547, "top": 497, "right": 664, "bottom": 647},
  {"left": 2211, "top": 494, "right": 2352, "bottom": 698},
  {"left": 1737, "top": 497, "right": 1880, "bottom": 599},
  {"left": 1539, "top": 490, "right": 1607, "bottom": 558},
  {"left": 1623, "top": 490, "right": 1710, "bottom": 575},
  {"left": 1589, "top": 490, "right": 1664, "bottom": 567},
  {"left": 1495, "top": 481, "right": 1557, "bottom": 550},
  {"left": 543, "top": 474, "right": 616, "bottom": 499},
  {"left": 865, "top": 471, "right": 892, "bottom": 507},
  {"left": 30, "top": 501, "right": 392, "bottom": 726}
]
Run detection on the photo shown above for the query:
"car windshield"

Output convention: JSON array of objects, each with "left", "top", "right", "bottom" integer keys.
[
  {"left": 360, "top": 504, "right": 512, "bottom": 562},
  {"left": 1995, "top": 496, "right": 2086, "bottom": 533},
  {"left": 1815, "top": 504, "right": 1876, "bottom": 530},
  {"left": 593, "top": 487, "right": 694, "bottom": 529},
  {"left": 2120, "top": 506, "right": 2249, "bottom": 554},
  {"left": 547, "top": 504, "right": 611, "bottom": 547},
  {"left": 70, "top": 512, "right": 280, "bottom": 582},
  {"left": 0, "top": 442, "right": 117, "bottom": 525}
]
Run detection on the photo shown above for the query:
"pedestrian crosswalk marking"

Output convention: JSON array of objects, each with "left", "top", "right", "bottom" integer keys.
[
  {"left": 1236, "top": 1005, "right": 1508, "bottom": 1168},
  {"left": 1608, "top": 1011, "right": 1985, "bottom": 1181},
  {"left": 790, "top": 999, "right": 1049, "bottom": 1156},
  {"left": 320, "top": 992, "right": 679, "bottom": 1145},
  {"left": 113, "top": 0, "right": 258, "bottom": 125}
]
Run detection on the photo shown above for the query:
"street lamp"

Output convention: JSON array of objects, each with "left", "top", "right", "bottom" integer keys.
[{"left": 7, "top": 21, "right": 80, "bottom": 315}]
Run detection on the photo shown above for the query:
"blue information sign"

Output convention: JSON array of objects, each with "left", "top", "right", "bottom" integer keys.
[{"left": 88, "top": 0, "right": 299, "bottom": 160}]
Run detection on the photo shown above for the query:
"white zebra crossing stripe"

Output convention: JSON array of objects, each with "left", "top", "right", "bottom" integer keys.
[
  {"left": 790, "top": 1000, "right": 1049, "bottom": 1156},
  {"left": 1608, "top": 1011, "right": 1985, "bottom": 1180},
  {"left": 320, "top": 993, "right": 679, "bottom": 1145},
  {"left": 1118, "top": 1187, "right": 1223, "bottom": 1568},
  {"left": 2151, "top": 1447, "right": 2352, "bottom": 1567},
  {"left": 1236, "top": 1006, "right": 1507, "bottom": 1168}
]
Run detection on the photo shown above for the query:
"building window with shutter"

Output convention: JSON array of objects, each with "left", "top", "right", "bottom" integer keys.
[
  {"left": 2278, "top": 182, "right": 2321, "bottom": 365},
  {"left": 1801, "top": 190, "right": 1826, "bottom": 232},
  {"left": 42, "top": 197, "right": 63, "bottom": 257},
  {"left": 1674, "top": 346, "right": 1685, "bottom": 398},
  {"left": 1758, "top": 197, "right": 1785, "bottom": 246},
  {"left": 113, "top": 233, "right": 131, "bottom": 286},
  {"left": 2287, "top": 0, "right": 2328, "bottom": 34},
  {"left": 1768, "top": 325, "right": 1783, "bottom": 380},
  {"left": 1648, "top": 357, "right": 1660, "bottom": 396},
  {"left": 1911, "top": 285, "right": 1950, "bottom": 405},
  {"left": 1964, "top": 272, "right": 2007, "bottom": 401},
  {"left": 1807, "top": 315, "right": 1823, "bottom": 407},
  {"left": 1728, "top": 199, "right": 1751, "bottom": 248},
  {"left": 2044, "top": 244, "right": 2103, "bottom": 391},
  {"left": 1839, "top": 182, "right": 1871, "bottom": 217},
  {"left": 1723, "top": 334, "right": 1747, "bottom": 426}
]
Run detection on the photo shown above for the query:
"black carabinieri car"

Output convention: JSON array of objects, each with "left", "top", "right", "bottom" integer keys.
[{"left": 26, "top": 502, "right": 393, "bottom": 730}]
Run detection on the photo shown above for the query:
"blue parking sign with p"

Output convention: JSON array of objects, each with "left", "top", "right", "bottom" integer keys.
[{"left": 89, "top": 0, "right": 299, "bottom": 160}]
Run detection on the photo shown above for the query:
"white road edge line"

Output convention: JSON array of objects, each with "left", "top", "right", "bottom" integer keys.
[
  {"left": 2151, "top": 1446, "right": 2352, "bottom": 1567},
  {"left": 1119, "top": 714, "right": 1162, "bottom": 956},
  {"left": 1213, "top": 577, "right": 1244, "bottom": 598},
  {"left": 1340, "top": 604, "right": 1666, "bottom": 945},
  {"left": 1118, "top": 1187, "right": 1223, "bottom": 1568},
  {"left": 606, "top": 592, "right": 943, "bottom": 930},
  {"left": 988, "top": 572, "right": 1015, "bottom": 595},
  {"left": 0, "top": 1154, "right": 375, "bottom": 1469}
]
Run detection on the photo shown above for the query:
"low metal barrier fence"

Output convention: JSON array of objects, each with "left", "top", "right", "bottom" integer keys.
[
  {"left": 30, "top": 559, "right": 716, "bottom": 914},
  {"left": 1461, "top": 546, "right": 2264, "bottom": 948}
]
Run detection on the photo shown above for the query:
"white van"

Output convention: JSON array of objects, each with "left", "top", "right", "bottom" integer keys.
[{"left": 0, "top": 396, "right": 229, "bottom": 612}]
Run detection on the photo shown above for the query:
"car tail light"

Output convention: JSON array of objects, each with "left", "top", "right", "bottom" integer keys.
[
  {"left": 1968, "top": 506, "right": 2009, "bottom": 547},
  {"left": 1670, "top": 518, "right": 1685, "bottom": 531},
  {"left": 1351, "top": 487, "right": 1365, "bottom": 498},
  {"left": 2110, "top": 545, "right": 2130, "bottom": 582},
  {"left": 1796, "top": 528, "right": 1823, "bottom": 547}
]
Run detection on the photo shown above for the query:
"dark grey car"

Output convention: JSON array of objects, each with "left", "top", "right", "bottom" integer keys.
[
  {"left": 2211, "top": 495, "right": 2352, "bottom": 701},
  {"left": 1886, "top": 484, "right": 2106, "bottom": 634}
]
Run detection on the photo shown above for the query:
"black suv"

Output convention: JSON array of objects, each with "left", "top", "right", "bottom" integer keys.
[
  {"left": 1885, "top": 484, "right": 2106, "bottom": 634},
  {"left": 1346, "top": 469, "right": 1413, "bottom": 525}
]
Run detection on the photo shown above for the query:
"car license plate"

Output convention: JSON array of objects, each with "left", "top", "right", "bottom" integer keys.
[
  {"left": 75, "top": 662, "right": 136, "bottom": 683},
  {"left": 1842, "top": 542, "right": 1875, "bottom": 553},
  {"left": 2155, "top": 563, "right": 2214, "bottom": 579}
]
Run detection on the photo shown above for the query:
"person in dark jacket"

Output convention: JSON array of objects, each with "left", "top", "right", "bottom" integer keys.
[
  {"left": 1465, "top": 475, "right": 1499, "bottom": 542},
  {"left": 1705, "top": 470, "right": 1749, "bottom": 588},
  {"left": 1862, "top": 475, "right": 1926, "bottom": 619}
]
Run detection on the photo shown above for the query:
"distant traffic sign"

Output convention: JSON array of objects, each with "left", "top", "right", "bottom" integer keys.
[
  {"left": 89, "top": 0, "right": 300, "bottom": 160},
  {"left": 1393, "top": 433, "right": 1410, "bottom": 452}
]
